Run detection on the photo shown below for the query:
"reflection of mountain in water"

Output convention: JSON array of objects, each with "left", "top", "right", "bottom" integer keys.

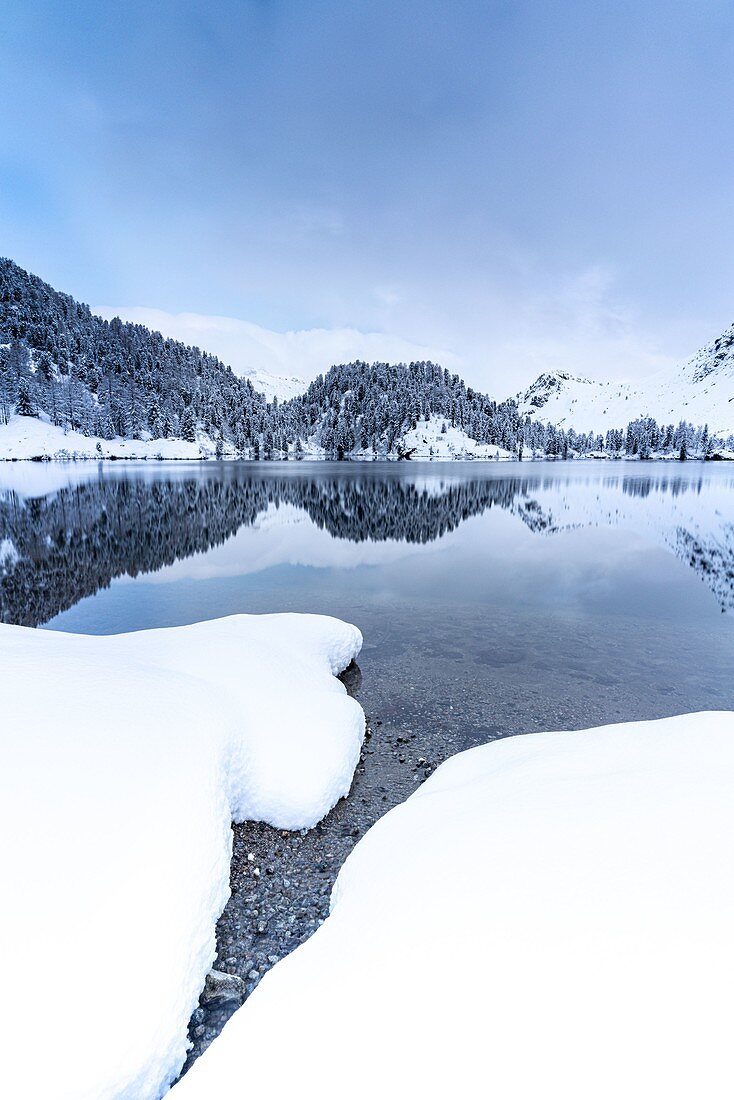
[
  {"left": 1, "top": 469, "right": 733, "bottom": 626},
  {"left": 0, "top": 474, "right": 521, "bottom": 626},
  {"left": 510, "top": 473, "right": 734, "bottom": 613}
]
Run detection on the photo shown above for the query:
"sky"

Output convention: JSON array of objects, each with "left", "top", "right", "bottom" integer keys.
[{"left": 2, "top": 0, "right": 734, "bottom": 393}]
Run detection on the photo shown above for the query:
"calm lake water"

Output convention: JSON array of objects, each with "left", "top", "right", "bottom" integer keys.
[{"left": 2, "top": 459, "right": 734, "bottom": 749}]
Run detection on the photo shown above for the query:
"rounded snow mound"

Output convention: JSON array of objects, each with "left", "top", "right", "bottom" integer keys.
[
  {"left": 178, "top": 711, "right": 734, "bottom": 1099},
  {"left": 0, "top": 613, "right": 363, "bottom": 1099}
]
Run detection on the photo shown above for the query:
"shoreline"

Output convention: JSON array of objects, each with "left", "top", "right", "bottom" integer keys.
[
  {"left": 180, "top": 660, "right": 448, "bottom": 1075},
  {"left": 1, "top": 453, "right": 731, "bottom": 464}
]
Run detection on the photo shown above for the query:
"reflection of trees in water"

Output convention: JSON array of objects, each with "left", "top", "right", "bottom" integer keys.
[
  {"left": 515, "top": 476, "right": 734, "bottom": 610},
  {"left": 0, "top": 474, "right": 540, "bottom": 626},
  {"left": 282, "top": 475, "right": 540, "bottom": 543},
  {"left": 676, "top": 527, "right": 734, "bottom": 613},
  {"left": 1, "top": 478, "right": 268, "bottom": 626},
  {"left": 1, "top": 469, "right": 733, "bottom": 627},
  {"left": 620, "top": 474, "right": 709, "bottom": 499}
]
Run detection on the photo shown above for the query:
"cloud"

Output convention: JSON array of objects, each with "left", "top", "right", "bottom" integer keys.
[
  {"left": 95, "top": 263, "right": 681, "bottom": 401},
  {"left": 472, "top": 265, "right": 675, "bottom": 391},
  {"left": 93, "top": 305, "right": 462, "bottom": 387}
]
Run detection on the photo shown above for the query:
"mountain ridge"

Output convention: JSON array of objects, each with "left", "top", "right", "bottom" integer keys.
[
  {"left": 2, "top": 257, "right": 734, "bottom": 461},
  {"left": 515, "top": 322, "right": 734, "bottom": 436}
]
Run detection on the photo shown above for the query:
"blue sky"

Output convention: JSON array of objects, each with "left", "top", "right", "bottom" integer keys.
[{"left": 2, "top": 1, "right": 734, "bottom": 390}]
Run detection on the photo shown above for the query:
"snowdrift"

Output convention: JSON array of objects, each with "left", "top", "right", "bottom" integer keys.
[
  {"left": 0, "top": 614, "right": 363, "bottom": 1099},
  {"left": 178, "top": 712, "right": 734, "bottom": 1099},
  {"left": 397, "top": 414, "right": 513, "bottom": 459},
  {"left": 0, "top": 413, "right": 228, "bottom": 461}
]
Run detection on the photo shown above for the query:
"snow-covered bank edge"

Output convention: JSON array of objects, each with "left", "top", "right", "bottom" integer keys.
[
  {"left": 0, "top": 413, "right": 230, "bottom": 461},
  {"left": 3, "top": 413, "right": 733, "bottom": 463},
  {"left": 177, "top": 711, "right": 734, "bottom": 1099},
  {"left": 0, "top": 615, "right": 363, "bottom": 1100}
]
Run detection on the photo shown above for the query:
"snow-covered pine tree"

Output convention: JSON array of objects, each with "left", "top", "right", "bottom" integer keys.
[{"left": 180, "top": 406, "right": 197, "bottom": 442}]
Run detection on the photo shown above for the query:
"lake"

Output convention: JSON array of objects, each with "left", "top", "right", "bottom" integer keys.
[
  {"left": 5, "top": 457, "right": 734, "bottom": 1063},
  {"left": 2, "top": 459, "right": 734, "bottom": 749}
]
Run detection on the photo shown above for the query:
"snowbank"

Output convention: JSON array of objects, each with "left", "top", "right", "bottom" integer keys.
[
  {"left": 345, "top": 415, "right": 515, "bottom": 459},
  {"left": 0, "top": 614, "right": 363, "bottom": 1099},
  {"left": 397, "top": 415, "right": 513, "bottom": 459},
  {"left": 177, "top": 712, "right": 734, "bottom": 1099},
  {"left": 0, "top": 414, "right": 228, "bottom": 461}
]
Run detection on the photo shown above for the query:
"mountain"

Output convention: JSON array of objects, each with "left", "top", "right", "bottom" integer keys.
[
  {"left": 273, "top": 360, "right": 523, "bottom": 458},
  {"left": 0, "top": 258, "right": 267, "bottom": 449},
  {"left": 1, "top": 257, "right": 733, "bottom": 462},
  {"left": 1, "top": 258, "right": 521, "bottom": 458},
  {"left": 238, "top": 367, "right": 306, "bottom": 403},
  {"left": 516, "top": 323, "right": 734, "bottom": 437}
]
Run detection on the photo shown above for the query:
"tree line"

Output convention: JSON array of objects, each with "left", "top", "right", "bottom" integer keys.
[{"left": 2, "top": 257, "right": 732, "bottom": 460}]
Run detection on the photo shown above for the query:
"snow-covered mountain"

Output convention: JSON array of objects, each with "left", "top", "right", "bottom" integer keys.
[
  {"left": 238, "top": 367, "right": 306, "bottom": 403},
  {"left": 516, "top": 323, "right": 734, "bottom": 436}
]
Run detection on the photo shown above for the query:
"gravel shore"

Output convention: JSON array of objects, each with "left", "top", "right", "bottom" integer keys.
[
  {"left": 178, "top": 590, "right": 724, "bottom": 1078},
  {"left": 180, "top": 659, "right": 453, "bottom": 1075}
]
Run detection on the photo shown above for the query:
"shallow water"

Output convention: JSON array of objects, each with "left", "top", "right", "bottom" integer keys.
[
  {"left": 2, "top": 459, "right": 733, "bottom": 743},
  {"left": 5, "top": 458, "right": 734, "bottom": 1066}
]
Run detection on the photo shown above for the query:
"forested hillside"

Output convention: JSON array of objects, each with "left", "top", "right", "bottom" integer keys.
[
  {"left": 2, "top": 258, "right": 733, "bottom": 461},
  {"left": 269, "top": 361, "right": 524, "bottom": 457},
  {"left": 0, "top": 258, "right": 267, "bottom": 448}
]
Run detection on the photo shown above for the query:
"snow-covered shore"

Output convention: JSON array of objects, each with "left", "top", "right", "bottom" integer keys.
[
  {"left": 2, "top": 413, "right": 732, "bottom": 463},
  {"left": 0, "top": 413, "right": 514, "bottom": 462},
  {"left": 0, "top": 412, "right": 514, "bottom": 462},
  {"left": 2, "top": 611, "right": 732, "bottom": 1098},
  {"left": 0, "top": 615, "right": 363, "bottom": 1099},
  {"left": 0, "top": 413, "right": 226, "bottom": 461},
  {"left": 177, "top": 712, "right": 734, "bottom": 1100}
]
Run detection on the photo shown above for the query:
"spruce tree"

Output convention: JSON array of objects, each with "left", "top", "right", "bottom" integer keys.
[
  {"left": 16, "top": 378, "right": 35, "bottom": 417},
  {"left": 180, "top": 407, "right": 196, "bottom": 442}
]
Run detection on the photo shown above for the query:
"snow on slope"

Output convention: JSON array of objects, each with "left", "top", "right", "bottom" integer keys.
[
  {"left": 395, "top": 414, "right": 513, "bottom": 459},
  {"left": 517, "top": 322, "right": 734, "bottom": 436},
  {"left": 238, "top": 366, "right": 306, "bottom": 402},
  {"left": 0, "top": 414, "right": 232, "bottom": 462},
  {"left": 343, "top": 416, "right": 513, "bottom": 460},
  {"left": 177, "top": 711, "right": 734, "bottom": 1100},
  {"left": 1, "top": 412, "right": 511, "bottom": 462},
  {"left": 0, "top": 614, "right": 363, "bottom": 1100}
]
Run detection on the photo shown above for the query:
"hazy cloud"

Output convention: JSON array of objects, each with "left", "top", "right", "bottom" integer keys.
[
  {"left": 94, "top": 306, "right": 462, "bottom": 386},
  {"left": 5, "top": 1, "right": 732, "bottom": 395}
]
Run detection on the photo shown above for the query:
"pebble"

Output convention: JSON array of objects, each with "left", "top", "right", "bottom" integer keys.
[{"left": 182, "top": 693, "right": 468, "bottom": 1079}]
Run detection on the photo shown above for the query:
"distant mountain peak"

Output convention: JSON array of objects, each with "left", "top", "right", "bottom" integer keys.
[
  {"left": 520, "top": 371, "right": 595, "bottom": 412},
  {"left": 238, "top": 367, "right": 306, "bottom": 403},
  {"left": 681, "top": 323, "right": 734, "bottom": 385},
  {"left": 516, "top": 321, "right": 734, "bottom": 435}
]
